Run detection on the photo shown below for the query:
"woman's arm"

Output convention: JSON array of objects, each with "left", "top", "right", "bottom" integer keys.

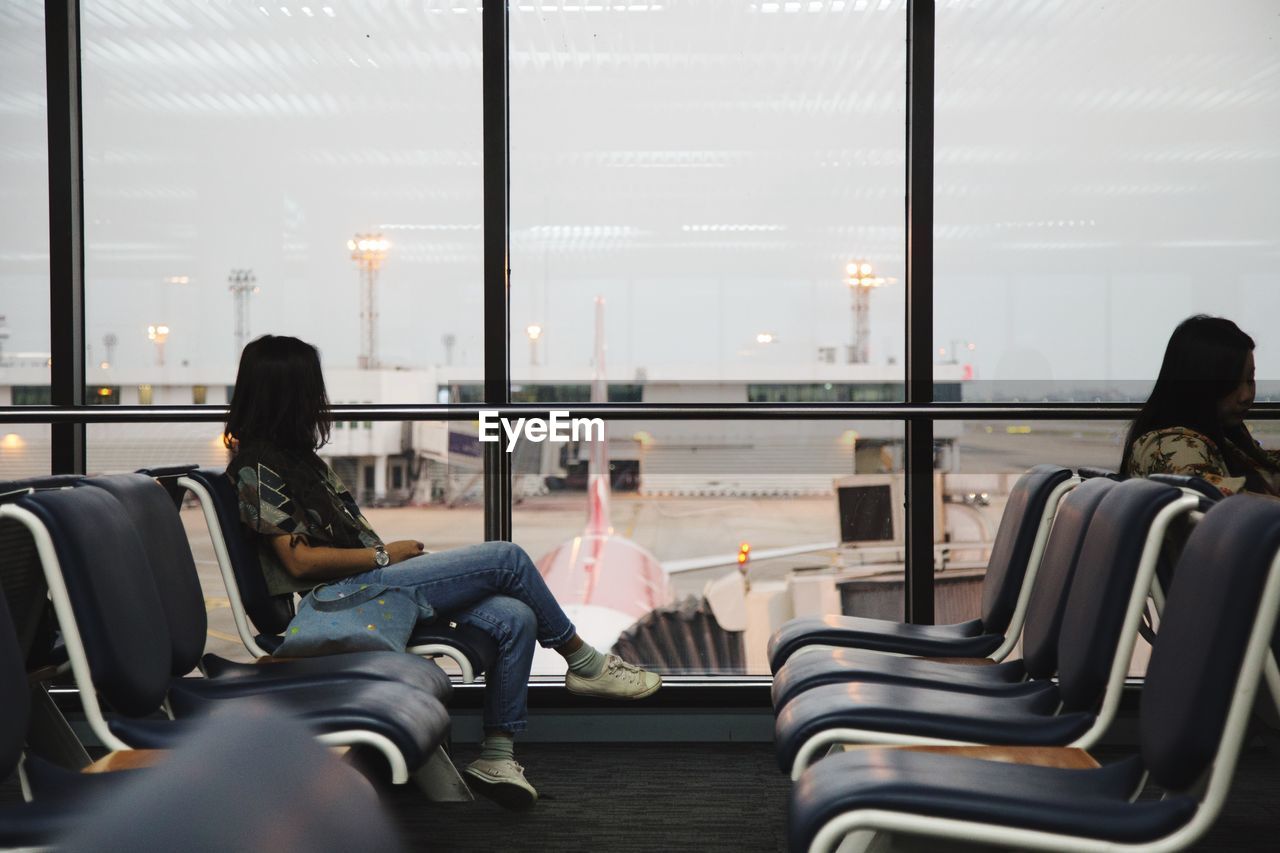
[{"left": 269, "top": 537, "right": 425, "bottom": 582}]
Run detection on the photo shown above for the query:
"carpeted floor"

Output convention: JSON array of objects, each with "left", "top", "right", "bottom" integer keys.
[
  {"left": 387, "top": 741, "right": 1280, "bottom": 852},
  {"left": 4, "top": 740, "right": 1277, "bottom": 850}
]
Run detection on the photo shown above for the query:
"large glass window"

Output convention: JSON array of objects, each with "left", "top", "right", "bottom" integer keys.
[
  {"left": 510, "top": 2, "right": 907, "bottom": 400},
  {"left": 0, "top": 1, "right": 52, "bottom": 401},
  {"left": 80, "top": 1, "right": 483, "bottom": 402},
  {"left": 512, "top": 418, "right": 905, "bottom": 675},
  {"left": 934, "top": 0, "right": 1280, "bottom": 402}
]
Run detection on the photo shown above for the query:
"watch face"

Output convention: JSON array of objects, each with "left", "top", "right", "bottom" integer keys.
[{"left": 375, "top": 549, "right": 389, "bottom": 567}]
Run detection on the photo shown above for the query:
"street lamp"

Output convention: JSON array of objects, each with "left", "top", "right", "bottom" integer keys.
[
  {"left": 348, "top": 233, "right": 391, "bottom": 369},
  {"left": 844, "top": 260, "right": 891, "bottom": 364},
  {"left": 526, "top": 323, "right": 543, "bottom": 367},
  {"left": 147, "top": 324, "right": 170, "bottom": 367},
  {"left": 228, "top": 269, "right": 260, "bottom": 356}
]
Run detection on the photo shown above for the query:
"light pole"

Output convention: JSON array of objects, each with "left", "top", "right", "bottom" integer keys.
[
  {"left": 147, "top": 324, "right": 170, "bottom": 367},
  {"left": 844, "top": 261, "right": 890, "bottom": 364},
  {"left": 228, "top": 269, "right": 260, "bottom": 357},
  {"left": 526, "top": 323, "right": 543, "bottom": 367},
  {"left": 348, "top": 233, "right": 390, "bottom": 369},
  {"left": 100, "top": 333, "right": 117, "bottom": 369}
]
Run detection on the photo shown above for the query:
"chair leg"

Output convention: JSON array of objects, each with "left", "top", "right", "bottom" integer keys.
[
  {"left": 26, "top": 683, "right": 91, "bottom": 770},
  {"left": 412, "top": 746, "right": 474, "bottom": 802}
]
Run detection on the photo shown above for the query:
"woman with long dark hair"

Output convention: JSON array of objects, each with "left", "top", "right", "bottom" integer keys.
[
  {"left": 224, "top": 335, "right": 660, "bottom": 809},
  {"left": 1121, "top": 315, "right": 1280, "bottom": 496}
]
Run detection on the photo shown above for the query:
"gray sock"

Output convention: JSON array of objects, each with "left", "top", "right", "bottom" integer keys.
[
  {"left": 479, "top": 733, "right": 515, "bottom": 763},
  {"left": 565, "top": 642, "right": 607, "bottom": 678}
]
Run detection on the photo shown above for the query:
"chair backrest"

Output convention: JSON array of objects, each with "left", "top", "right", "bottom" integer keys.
[
  {"left": 0, "top": 584, "right": 31, "bottom": 781},
  {"left": 1076, "top": 467, "right": 1121, "bottom": 481},
  {"left": 1144, "top": 473, "right": 1223, "bottom": 504},
  {"left": 185, "top": 468, "right": 295, "bottom": 636},
  {"left": 83, "top": 474, "right": 208, "bottom": 677},
  {"left": 1141, "top": 495, "right": 1280, "bottom": 792},
  {"left": 978, "top": 464, "right": 1074, "bottom": 633},
  {"left": 0, "top": 475, "right": 85, "bottom": 662},
  {"left": 1019, "top": 476, "right": 1117, "bottom": 680},
  {"left": 1055, "top": 478, "right": 1182, "bottom": 711},
  {"left": 17, "top": 487, "right": 173, "bottom": 717}
]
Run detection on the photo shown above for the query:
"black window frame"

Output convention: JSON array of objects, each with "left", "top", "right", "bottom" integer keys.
[{"left": 10, "top": 0, "right": 1280, "bottom": 652}]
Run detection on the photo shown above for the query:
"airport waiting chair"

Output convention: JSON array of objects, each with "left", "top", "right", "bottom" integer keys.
[
  {"left": 772, "top": 477, "right": 1117, "bottom": 710},
  {"left": 789, "top": 493, "right": 1280, "bottom": 853},
  {"left": 1145, "top": 472, "right": 1223, "bottom": 503},
  {"left": 1076, "top": 466, "right": 1121, "bottom": 481},
  {"left": 56, "top": 702, "right": 405, "bottom": 853},
  {"left": 768, "top": 465, "right": 1079, "bottom": 672},
  {"left": 775, "top": 479, "right": 1199, "bottom": 779},
  {"left": 80, "top": 474, "right": 456, "bottom": 701},
  {"left": 0, "top": 485, "right": 452, "bottom": 788},
  {"left": 153, "top": 466, "right": 498, "bottom": 683}
]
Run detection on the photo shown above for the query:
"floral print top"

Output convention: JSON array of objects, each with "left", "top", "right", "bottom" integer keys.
[{"left": 1125, "top": 426, "right": 1280, "bottom": 497}]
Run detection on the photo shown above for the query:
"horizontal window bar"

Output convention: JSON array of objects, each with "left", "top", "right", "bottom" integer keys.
[{"left": 4, "top": 402, "right": 1280, "bottom": 425}]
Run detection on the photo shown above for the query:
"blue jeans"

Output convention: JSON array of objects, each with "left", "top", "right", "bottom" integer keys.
[{"left": 330, "top": 541, "right": 576, "bottom": 734}]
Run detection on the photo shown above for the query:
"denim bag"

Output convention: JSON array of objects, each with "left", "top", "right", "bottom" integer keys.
[{"left": 274, "top": 582, "right": 435, "bottom": 657}]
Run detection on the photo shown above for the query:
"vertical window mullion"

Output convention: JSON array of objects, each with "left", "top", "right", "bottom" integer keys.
[
  {"left": 46, "top": 0, "right": 86, "bottom": 474},
  {"left": 482, "top": 0, "right": 512, "bottom": 541},
  {"left": 904, "top": 0, "right": 936, "bottom": 624}
]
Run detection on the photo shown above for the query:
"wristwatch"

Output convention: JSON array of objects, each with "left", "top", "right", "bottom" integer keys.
[{"left": 373, "top": 545, "right": 390, "bottom": 568}]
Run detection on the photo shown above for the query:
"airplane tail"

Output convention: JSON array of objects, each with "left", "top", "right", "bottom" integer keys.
[{"left": 586, "top": 295, "right": 612, "bottom": 537}]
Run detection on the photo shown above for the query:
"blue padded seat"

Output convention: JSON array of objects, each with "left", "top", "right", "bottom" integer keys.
[
  {"left": 15, "top": 486, "right": 450, "bottom": 778},
  {"left": 83, "top": 474, "right": 452, "bottom": 702},
  {"left": 790, "top": 750, "right": 1192, "bottom": 852},
  {"left": 775, "top": 479, "right": 1183, "bottom": 775},
  {"left": 767, "top": 465, "right": 1074, "bottom": 672},
  {"left": 176, "top": 467, "right": 499, "bottom": 678},
  {"left": 772, "top": 478, "right": 1116, "bottom": 709},
  {"left": 789, "top": 493, "right": 1280, "bottom": 853}
]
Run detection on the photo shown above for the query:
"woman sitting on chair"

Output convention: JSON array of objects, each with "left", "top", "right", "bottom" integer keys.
[
  {"left": 223, "top": 334, "right": 660, "bottom": 809},
  {"left": 1121, "top": 314, "right": 1280, "bottom": 497}
]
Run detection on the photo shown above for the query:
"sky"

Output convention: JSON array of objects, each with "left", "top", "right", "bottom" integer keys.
[{"left": 2, "top": 0, "right": 1278, "bottom": 394}]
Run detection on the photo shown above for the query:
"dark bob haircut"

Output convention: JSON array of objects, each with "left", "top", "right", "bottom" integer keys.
[
  {"left": 223, "top": 335, "right": 331, "bottom": 452},
  {"left": 1120, "top": 314, "right": 1254, "bottom": 473}
]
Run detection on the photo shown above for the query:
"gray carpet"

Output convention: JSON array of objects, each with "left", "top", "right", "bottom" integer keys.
[{"left": 4, "top": 741, "right": 1277, "bottom": 850}]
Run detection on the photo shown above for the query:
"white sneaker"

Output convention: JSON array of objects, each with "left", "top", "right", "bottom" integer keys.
[
  {"left": 565, "top": 654, "right": 662, "bottom": 700},
  {"left": 463, "top": 757, "right": 538, "bottom": 809}
]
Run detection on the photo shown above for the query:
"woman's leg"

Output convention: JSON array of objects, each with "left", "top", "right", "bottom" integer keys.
[
  {"left": 360, "top": 541, "right": 576, "bottom": 649},
  {"left": 450, "top": 595, "right": 540, "bottom": 809},
  {"left": 451, "top": 595, "right": 537, "bottom": 735}
]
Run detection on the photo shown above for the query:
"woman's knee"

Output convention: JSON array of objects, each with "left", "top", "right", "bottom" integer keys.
[{"left": 482, "top": 596, "right": 537, "bottom": 644}]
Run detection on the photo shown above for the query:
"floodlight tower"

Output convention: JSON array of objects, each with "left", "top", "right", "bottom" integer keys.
[
  {"left": 348, "top": 233, "right": 390, "bottom": 369},
  {"left": 844, "top": 261, "right": 889, "bottom": 364},
  {"left": 227, "top": 269, "right": 259, "bottom": 356}
]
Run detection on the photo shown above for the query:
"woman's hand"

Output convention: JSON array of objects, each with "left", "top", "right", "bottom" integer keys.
[{"left": 385, "top": 539, "right": 426, "bottom": 564}]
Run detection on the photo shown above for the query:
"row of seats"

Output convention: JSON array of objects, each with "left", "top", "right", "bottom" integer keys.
[
  {"left": 771, "top": 465, "right": 1280, "bottom": 852},
  {"left": 0, "top": 470, "right": 468, "bottom": 849}
]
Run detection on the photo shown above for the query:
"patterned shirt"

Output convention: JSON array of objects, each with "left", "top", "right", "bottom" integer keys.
[
  {"left": 1125, "top": 426, "right": 1280, "bottom": 497},
  {"left": 229, "top": 442, "right": 382, "bottom": 596}
]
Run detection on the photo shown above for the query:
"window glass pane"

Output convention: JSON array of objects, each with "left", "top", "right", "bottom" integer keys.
[
  {"left": 511, "top": 418, "right": 905, "bottom": 676},
  {"left": 81, "top": 2, "right": 482, "bottom": 401},
  {"left": 0, "top": 425, "right": 50, "bottom": 480},
  {"left": 511, "top": 2, "right": 906, "bottom": 401},
  {"left": 0, "top": 2, "right": 51, "bottom": 398},
  {"left": 935, "top": 0, "right": 1280, "bottom": 401}
]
